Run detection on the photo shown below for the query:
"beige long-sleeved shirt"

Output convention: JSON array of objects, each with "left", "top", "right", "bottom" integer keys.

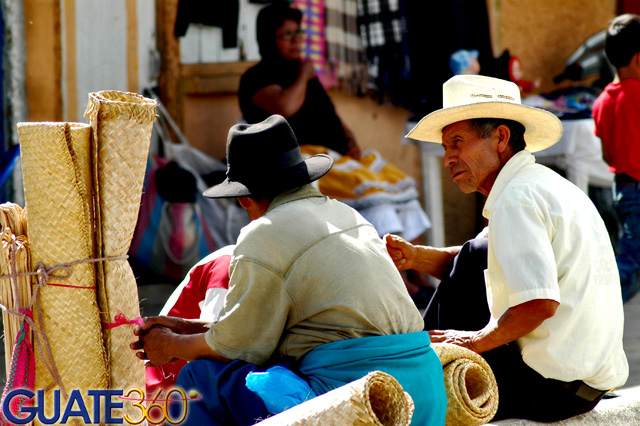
[{"left": 205, "top": 185, "right": 424, "bottom": 365}]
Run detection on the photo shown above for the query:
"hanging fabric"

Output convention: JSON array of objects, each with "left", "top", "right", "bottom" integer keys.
[
  {"left": 356, "top": 0, "right": 412, "bottom": 105},
  {"left": 325, "top": 0, "right": 368, "bottom": 95},
  {"left": 174, "top": 0, "right": 240, "bottom": 48},
  {"left": 293, "top": 0, "right": 334, "bottom": 89}
]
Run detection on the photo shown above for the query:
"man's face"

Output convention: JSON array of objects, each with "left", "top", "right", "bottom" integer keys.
[{"left": 441, "top": 120, "right": 502, "bottom": 196}]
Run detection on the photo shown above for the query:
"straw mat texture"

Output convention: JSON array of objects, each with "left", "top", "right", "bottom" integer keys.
[
  {"left": 0, "top": 203, "right": 30, "bottom": 370},
  {"left": 18, "top": 122, "right": 109, "bottom": 420},
  {"left": 84, "top": 91, "right": 156, "bottom": 399},
  {"left": 433, "top": 343, "right": 499, "bottom": 426},
  {"left": 254, "top": 370, "right": 414, "bottom": 426}
]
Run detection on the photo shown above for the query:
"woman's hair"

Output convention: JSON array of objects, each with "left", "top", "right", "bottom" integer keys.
[
  {"left": 605, "top": 14, "right": 640, "bottom": 69},
  {"left": 469, "top": 118, "right": 527, "bottom": 153},
  {"left": 256, "top": 1, "right": 302, "bottom": 59}
]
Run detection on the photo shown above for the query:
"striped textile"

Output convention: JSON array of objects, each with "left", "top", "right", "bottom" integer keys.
[
  {"left": 325, "top": 0, "right": 368, "bottom": 95},
  {"left": 300, "top": 145, "right": 420, "bottom": 210},
  {"left": 356, "top": 0, "right": 411, "bottom": 104},
  {"left": 294, "top": 0, "right": 335, "bottom": 88}
]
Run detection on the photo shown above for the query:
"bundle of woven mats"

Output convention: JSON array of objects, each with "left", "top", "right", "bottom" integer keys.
[
  {"left": 433, "top": 342, "right": 499, "bottom": 426},
  {"left": 16, "top": 90, "right": 156, "bottom": 421},
  {"left": 254, "top": 370, "right": 414, "bottom": 426}
]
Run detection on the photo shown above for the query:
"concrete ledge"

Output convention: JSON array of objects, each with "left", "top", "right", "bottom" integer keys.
[{"left": 488, "top": 386, "right": 640, "bottom": 425}]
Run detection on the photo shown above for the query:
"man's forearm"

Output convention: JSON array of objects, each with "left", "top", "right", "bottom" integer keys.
[
  {"left": 472, "top": 299, "right": 559, "bottom": 353},
  {"left": 412, "top": 245, "right": 461, "bottom": 280},
  {"left": 171, "top": 333, "right": 229, "bottom": 363},
  {"left": 138, "top": 326, "right": 230, "bottom": 366}
]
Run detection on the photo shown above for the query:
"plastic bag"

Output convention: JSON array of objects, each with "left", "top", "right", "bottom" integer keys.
[
  {"left": 129, "top": 154, "right": 218, "bottom": 281},
  {"left": 245, "top": 366, "right": 317, "bottom": 414}
]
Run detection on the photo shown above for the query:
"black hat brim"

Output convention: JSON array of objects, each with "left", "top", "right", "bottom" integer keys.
[{"left": 203, "top": 154, "right": 333, "bottom": 199}]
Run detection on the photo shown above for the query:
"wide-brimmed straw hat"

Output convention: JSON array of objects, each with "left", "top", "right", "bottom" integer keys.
[
  {"left": 204, "top": 114, "right": 333, "bottom": 199},
  {"left": 406, "top": 74, "right": 563, "bottom": 152}
]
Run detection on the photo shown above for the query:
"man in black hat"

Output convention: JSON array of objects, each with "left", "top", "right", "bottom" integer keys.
[{"left": 130, "top": 115, "right": 447, "bottom": 426}]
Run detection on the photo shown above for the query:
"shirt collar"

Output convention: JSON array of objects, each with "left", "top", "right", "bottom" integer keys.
[
  {"left": 266, "top": 184, "right": 325, "bottom": 213},
  {"left": 483, "top": 150, "right": 535, "bottom": 219}
]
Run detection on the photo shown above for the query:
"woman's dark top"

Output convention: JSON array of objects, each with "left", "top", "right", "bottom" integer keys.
[
  {"left": 238, "top": 60, "right": 351, "bottom": 155},
  {"left": 239, "top": 1, "right": 351, "bottom": 155}
]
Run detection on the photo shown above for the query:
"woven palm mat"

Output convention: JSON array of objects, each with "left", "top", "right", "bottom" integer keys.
[
  {"left": 18, "top": 122, "right": 109, "bottom": 420},
  {"left": 432, "top": 343, "right": 499, "bottom": 425},
  {"left": 254, "top": 370, "right": 414, "bottom": 426},
  {"left": 84, "top": 91, "right": 156, "bottom": 399}
]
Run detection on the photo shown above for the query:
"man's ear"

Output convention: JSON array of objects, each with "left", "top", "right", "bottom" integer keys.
[
  {"left": 237, "top": 197, "right": 252, "bottom": 209},
  {"left": 495, "top": 125, "right": 511, "bottom": 154}
]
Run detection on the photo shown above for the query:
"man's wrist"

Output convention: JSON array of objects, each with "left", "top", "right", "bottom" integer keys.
[
  {"left": 469, "top": 332, "right": 490, "bottom": 354},
  {"left": 471, "top": 324, "right": 502, "bottom": 354}
]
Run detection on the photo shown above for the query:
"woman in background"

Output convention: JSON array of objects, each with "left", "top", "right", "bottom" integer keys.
[{"left": 238, "top": 1, "right": 431, "bottom": 251}]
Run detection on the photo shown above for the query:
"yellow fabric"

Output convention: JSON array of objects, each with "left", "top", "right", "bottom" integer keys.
[{"left": 300, "top": 145, "right": 419, "bottom": 209}]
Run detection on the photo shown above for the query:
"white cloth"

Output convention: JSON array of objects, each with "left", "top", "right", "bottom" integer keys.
[
  {"left": 533, "top": 118, "right": 614, "bottom": 191},
  {"left": 159, "top": 245, "right": 235, "bottom": 322},
  {"left": 358, "top": 199, "right": 431, "bottom": 241},
  {"left": 482, "top": 150, "right": 628, "bottom": 390}
]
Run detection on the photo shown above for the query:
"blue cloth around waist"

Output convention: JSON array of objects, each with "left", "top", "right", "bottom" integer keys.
[{"left": 299, "top": 331, "right": 447, "bottom": 426}]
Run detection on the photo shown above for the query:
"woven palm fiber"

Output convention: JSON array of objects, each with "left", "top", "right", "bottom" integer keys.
[
  {"left": 17, "top": 122, "right": 109, "bottom": 423},
  {"left": 84, "top": 91, "right": 156, "bottom": 401},
  {"left": 432, "top": 343, "right": 499, "bottom": 426},
  {"left": 0, "top": 203, "right": 30, "bottom": 367},
  {"left": 254, "top": 371, "right": 414, "bottom": 426}
]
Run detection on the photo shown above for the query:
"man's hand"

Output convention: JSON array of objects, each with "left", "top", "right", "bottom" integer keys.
[
  {"left": 385, "top": 234, "right": 416, "bottom": 270},
  {"left": 385, "top": 235, "right": 461, "bottom": 279},
  {"left": 129, "top": 316, "right": 224, "bottom": 366},
  {"left": 134, "top": 316, "right": 210, "bottom": 337},
  {"left": 130, "top": 325, "right": 180, "bottom": 367},
  {"left": 428, "top": 329, "right": 482, "bottom": 353}
]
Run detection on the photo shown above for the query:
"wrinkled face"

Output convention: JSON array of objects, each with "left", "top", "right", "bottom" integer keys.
[
  {"left": 441, "top": 120, "right": 502, "bottom": 196},
  {"left": 275, "top": 19, "right": 304, "bottom": 60}
]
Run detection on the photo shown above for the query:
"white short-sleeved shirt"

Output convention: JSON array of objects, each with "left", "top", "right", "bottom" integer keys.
[{"left": 483, "top": 150, "right": 628, "bottom": 390}]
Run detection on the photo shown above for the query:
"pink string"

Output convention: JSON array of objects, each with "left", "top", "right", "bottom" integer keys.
[{"left": 103, "top": 313, "right": 144, "bottom": 329}]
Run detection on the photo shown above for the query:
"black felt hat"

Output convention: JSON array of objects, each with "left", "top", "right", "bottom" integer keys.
[{"left": 203, "top": 115, "right": 333, "bottom": 199}]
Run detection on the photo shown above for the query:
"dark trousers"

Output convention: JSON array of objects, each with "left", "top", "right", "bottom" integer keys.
[
  {"left": 423, "top": 237, "right": 605, "bottom": 422},
  {"left": 172, "top": 359, "right": 270, "bottom": 425}
]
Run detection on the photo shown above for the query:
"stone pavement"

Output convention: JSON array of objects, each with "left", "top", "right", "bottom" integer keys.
[{"left": 620, "top": 287, "right": 640, "bottom": 392}]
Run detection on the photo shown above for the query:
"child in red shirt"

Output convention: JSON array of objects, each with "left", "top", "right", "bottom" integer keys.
[{"left": 592, "top": 13, "right": 640, "bottom": 302}]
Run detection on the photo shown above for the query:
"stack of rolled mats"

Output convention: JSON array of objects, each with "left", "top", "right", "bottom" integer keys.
[
  {"left": 432, "top": 342, "right": 499, "bottom": 425},
  {"left": 16, "top": 90, "right": 156, "bottom": 421},
  {"left": 254, "top": 370, "right": 414, "bottom": 426}
]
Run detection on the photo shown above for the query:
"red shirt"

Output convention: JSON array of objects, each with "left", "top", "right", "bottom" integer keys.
[
  {"left": 592, "top": 78, "right": 640, "bottom": 181},
  {"left": 145, "top": 249, "right": 233, "bottom": 393}
]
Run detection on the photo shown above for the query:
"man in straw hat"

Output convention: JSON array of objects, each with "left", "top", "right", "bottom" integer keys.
[
  {"left": 386, "top": 74, "right": 629, "bottom": 422},
  {"left": 130, "top": 115, "right": 447, "bottom": 425}
]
